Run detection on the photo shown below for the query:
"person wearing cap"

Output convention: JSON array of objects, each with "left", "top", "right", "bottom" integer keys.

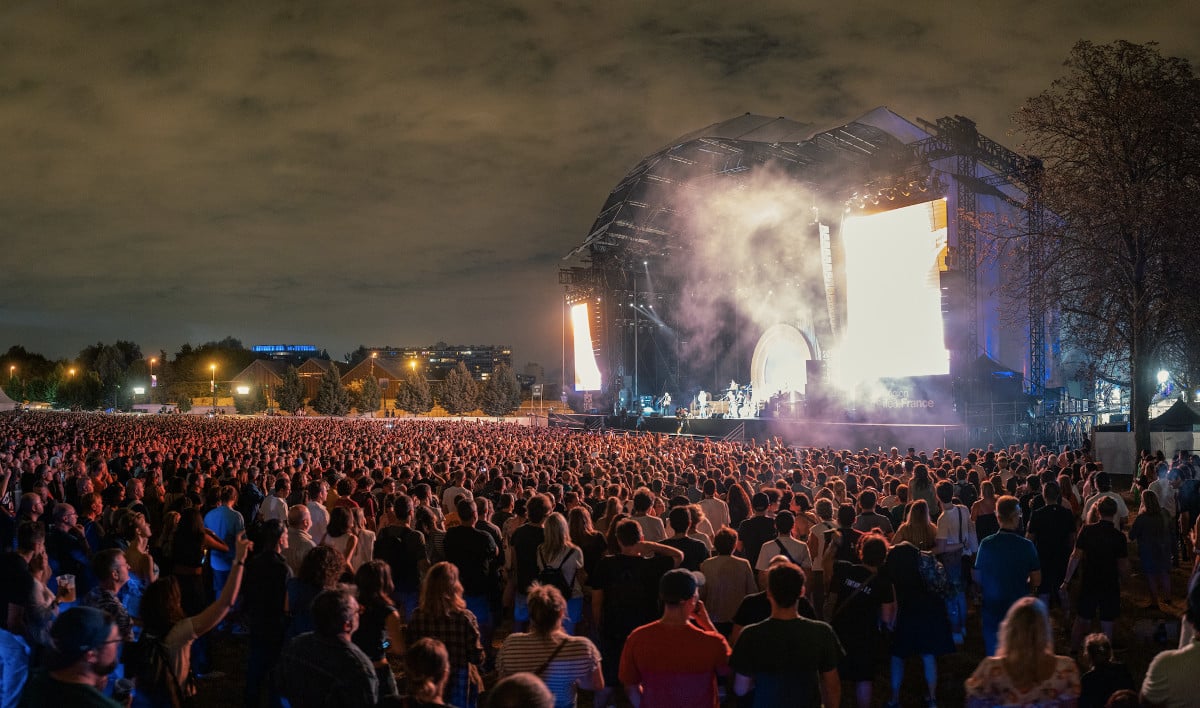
[
  {"left": 20, "top": 606, "right": 122, "bottom": 707},
  {"left": 618, "top": 568, "right": 730, "bottom": 708},
  {"left": 730, "top": 561, "right": 843, "bottom": 708}
]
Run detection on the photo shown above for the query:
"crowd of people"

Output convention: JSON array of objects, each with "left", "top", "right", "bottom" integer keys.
[{"left": 0, "top": 410, "right": 1198, "bottom": 708}]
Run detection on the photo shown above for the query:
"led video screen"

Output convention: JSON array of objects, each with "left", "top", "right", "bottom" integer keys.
[{"left": 571, "top": 303, "right": 602, "bottom": 391}]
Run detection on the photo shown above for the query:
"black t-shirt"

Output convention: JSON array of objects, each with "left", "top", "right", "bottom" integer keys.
[
  {"left": 829, "top": 561, "right": 893, "bottom": 641},
  {"left": 728, "top": 617, "right": 844, "bottom": 708},
  {"left": 374, "top": 526, "right": 427, "bottom": 594},
  {"left": 243, "top": 551, "right": 290, "bottom": 641},
  {"left": 0, "top": 552, "right": 35, "bottom": 632},
  {"left": 590, "top": 553, "right": 673, "bottom": 640},
  {"left": 443, "top": 525, "right": 498, "bottom": 597},
  {"left": 510, "top": 524, "right": 546, "bottom": 593},
  {"left": 662, "top": 535, "right": 709, "bottom": 572},
  {"left": 1075, "top": 520, "right": 1128, "bottom": 594},
  {"left": 737, "top": 515, "right": 777, "bottom": 565},
  {"left": 1027, "top": 503, "right": 1075, "bottom": 566},
  {"left": 732, "top": 591, "right": 816, "bottom": 627}
]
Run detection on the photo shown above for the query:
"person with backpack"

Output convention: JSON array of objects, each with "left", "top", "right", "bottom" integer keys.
[
  {"left": 130, "top": 532, "right": 252, "bottom": 708},
  {"left": 533, "top": 513, "right": 584, "bottom": 636}
]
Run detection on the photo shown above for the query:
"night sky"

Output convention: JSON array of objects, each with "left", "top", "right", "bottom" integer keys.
[{"left": 2, "top": 1, "right": 1195, "bottom": 377}]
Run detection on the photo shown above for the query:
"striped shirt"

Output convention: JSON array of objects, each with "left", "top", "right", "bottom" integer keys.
[{"left": 496, "top": 633, "right": 601, "bottom": 708}]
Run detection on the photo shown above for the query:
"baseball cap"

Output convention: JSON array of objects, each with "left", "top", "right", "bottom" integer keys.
[
  {"left": 659, "top": 568, "right": 700, "bottom": 604},
  {"left": 47, "top": 607, "right": 114, "bottom": 669}
]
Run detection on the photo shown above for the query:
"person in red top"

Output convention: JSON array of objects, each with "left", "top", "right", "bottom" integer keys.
[{"left": 618, "top": 568, "right": 731, "bottom": 708}]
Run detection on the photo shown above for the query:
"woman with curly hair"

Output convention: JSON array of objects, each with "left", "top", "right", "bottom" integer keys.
[
  {"left": 285, "top": 545, "right": 346, "bottom": 640},
  {"left": 406, "top": 562, "right": 483, "bottom": 708}
]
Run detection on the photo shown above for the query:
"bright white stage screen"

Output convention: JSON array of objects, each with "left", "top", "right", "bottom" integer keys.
[
  {"left": 571, "top": 303, "right": 602, "bottom": 391},
  {"left": 837, "top": 199, "right": 949, "bottom": 383}
]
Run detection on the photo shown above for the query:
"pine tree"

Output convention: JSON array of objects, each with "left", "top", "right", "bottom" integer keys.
[
  {"left": 312, "top": 363, "right": 351, "bottom": 416},
  {"left": 359, "top": 375, "right": 382, "bottom": 415},
  {"left": 480, "top": 364, "right": 523, "bottom": 417},
  {"left": 276, "top": 365, "right": 306, "bottom": 414},
  {"left": 395, "top": 366, "right": 433, "bottom": 415},
  {"left": 439, "top": 361, "right": 479, "bottom": 415}
]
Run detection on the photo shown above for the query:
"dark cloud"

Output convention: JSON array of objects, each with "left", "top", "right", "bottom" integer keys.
[{"left": 0, "top": 0, "right": 1197, "bottom": 372}]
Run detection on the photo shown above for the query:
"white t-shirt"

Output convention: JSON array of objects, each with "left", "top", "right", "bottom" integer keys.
[
  {"left": 754, "top": 535, "right": 812, "bottom": 571},
  {"left": 306, "top": 501, "right": 330, "bottom": 544},
  {"left": 936, "top": 504, "right": 973, "bottom": 554},
  {"left": 1141, "top": 640, "right": 1200, "bottom": 708}
]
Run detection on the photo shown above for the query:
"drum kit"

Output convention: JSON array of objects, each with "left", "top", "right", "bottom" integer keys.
[{"left": 691, "top": 381, "right": 757, "bottom": 419}]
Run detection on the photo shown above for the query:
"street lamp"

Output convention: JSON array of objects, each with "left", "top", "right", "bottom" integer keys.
[
  {"left": 8, "top": 365, "right": 13, "bottom": 381},
  {"left": 210, "top": 363, "right": 217, "bottom": 411},
  {"left": 68, "top": 368, "right": 75, "bottom": 378}
]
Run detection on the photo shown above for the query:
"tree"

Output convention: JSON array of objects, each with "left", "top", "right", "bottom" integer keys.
[
  {"left": 235, "top": 386, "right": 268, "bottom": 414},
  {"left": 276, "top": 366, "right": 306, "bottom": 413},
  {"left": 311, "top": 363, "right": 351, "bottom": 416},
  {"left": 349, "top": 376, "right": 382, "bottom": 415},
  {"left": 1014, "top": 40, "right": 1200, "bottom": 454},
  {"left": 394, "top": 367, "right": 433, "bottom": 415},
  {"left": 480, "top": 364, "right": 523, "bottom": 417},
  {"left": 439, "top": 362, "right": 479, "bottom": 415},
  {"left": 175, "top": 393, "right": 192, "bottom": 413}
]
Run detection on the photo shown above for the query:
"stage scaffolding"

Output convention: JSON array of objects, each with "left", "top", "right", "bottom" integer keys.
[{"left": 562, "top": 110, "right": 1060, "bottom": 442}]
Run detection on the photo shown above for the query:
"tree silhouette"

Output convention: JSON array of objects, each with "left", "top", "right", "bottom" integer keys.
[
  {"left": 311, "top": 363, "right": 351, "bottom": 416},
  {"left": 480, "top": 364, "right": 523, "bottom": 417},
  {"left": 1014, "top": 40, "right": 1200, "bottom": 452},
  {"left": 439, "top": 362, "right": 479, "bottom": 415},
  {"left": 395, "top": 367, "right": 433, "bottom": 415},
  {"left": 276, "top": 365, "right": 306, "bottom": 414}
]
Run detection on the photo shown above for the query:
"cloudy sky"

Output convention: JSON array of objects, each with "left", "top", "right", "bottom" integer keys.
[{"left": 1, "top": 1, "right": 1195, "bottom": 375}]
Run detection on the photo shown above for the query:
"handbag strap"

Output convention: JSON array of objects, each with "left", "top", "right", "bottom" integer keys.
[
  {"left": 832, "top": 569, "right": 878, "bottom": 619},
  {"left": 774, "top": 538, "right": 796, "bottom": 564},
  {"left": 534, "top": 638, "right": 569, "bottom": 676}
]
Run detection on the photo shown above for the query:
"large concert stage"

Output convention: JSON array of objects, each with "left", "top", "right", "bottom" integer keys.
[{"left": 560, "top": 108, "right": 1051, "bottom": 431}]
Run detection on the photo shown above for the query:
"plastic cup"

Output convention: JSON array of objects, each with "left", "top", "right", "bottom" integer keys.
[{"left": 56, "top": 574, "right": 76, "bottom": 603}]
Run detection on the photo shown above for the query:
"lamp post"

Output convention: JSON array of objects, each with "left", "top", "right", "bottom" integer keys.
[
  {"left": 371, "top": 352, "right": 378, "bottom": 416},
  {"left": 210, "top": 363, "right": 217, "bottom": 411},
  {"left": 8, "top": 365, "right": 13, "bottom": 381}
]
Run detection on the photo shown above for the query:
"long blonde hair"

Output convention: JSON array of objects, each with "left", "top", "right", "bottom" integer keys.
[
  {"left": 895, "top": 499, "right": 937, "bottom": 549},
  {"left": 998, "top": 597, "right": 1055, "bottom": 685},
  {"left": 538, "top": 512, "right": 578, "bottom": 562},
  {"left": 419, "top": 561, "right": 466, "bottom": 618}
]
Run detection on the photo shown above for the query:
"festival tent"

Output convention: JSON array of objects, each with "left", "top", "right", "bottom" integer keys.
[{"left": 1148, "top": 399, "right": 1200, "bottom": 432}]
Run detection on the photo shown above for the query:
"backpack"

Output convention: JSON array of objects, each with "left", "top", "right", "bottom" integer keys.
[
  {"left": 536, "top": 549, "right": 575, "bottom": 597},
  {"left": 125, "top": 632, "right": 195, "bottom": 708},
  {"left": 917, "top": 550, "right": 954, "bottom": 600}
]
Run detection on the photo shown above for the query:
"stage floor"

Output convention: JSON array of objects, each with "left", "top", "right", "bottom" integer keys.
[{"left": 607, "top": 414, "right": 967, "bottom": 451}]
